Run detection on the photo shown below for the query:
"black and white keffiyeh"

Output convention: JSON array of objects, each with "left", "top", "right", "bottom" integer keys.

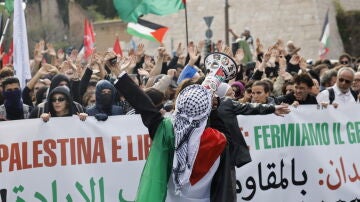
[{"left": 172, "top": 84, "right": 212, "bottom": 194}]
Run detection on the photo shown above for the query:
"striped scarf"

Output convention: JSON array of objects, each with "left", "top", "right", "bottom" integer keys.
[{"left": 172, "top": 84, "right": 212, "bottom": 194}]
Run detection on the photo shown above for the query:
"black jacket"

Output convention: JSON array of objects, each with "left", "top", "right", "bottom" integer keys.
[
  {"left": 217, "top": 97, "right": 275, "bottom": 168},
  {"left": 275, "top": 93, "right": 318, "bottom": 105}
]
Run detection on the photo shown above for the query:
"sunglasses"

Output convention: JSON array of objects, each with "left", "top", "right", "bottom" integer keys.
[
  {"left": 50, "top": 97, "right": 66, "bottom": 103},
  {"left": 338, "top": 78, "right": 352, "bottom": 84},
  {"left": 340, "top": 60, "right": 349, "bottom": 65}
]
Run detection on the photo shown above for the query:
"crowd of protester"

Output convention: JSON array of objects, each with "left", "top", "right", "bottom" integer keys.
[
  {"left": 0, "top": 28, "right": 359, "bottom": 123},
  {"left": 0, "top": 28, "right": 359, "bottom": 201}
]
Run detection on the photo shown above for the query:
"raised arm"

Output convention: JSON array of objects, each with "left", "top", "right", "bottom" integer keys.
[{"left": 114, "top": 73, "right": 163, "bottom": 139}]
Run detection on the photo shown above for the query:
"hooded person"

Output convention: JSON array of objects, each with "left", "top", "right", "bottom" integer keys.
[
  {"left": 48, "top": 74, "right": 70, "bottom": 94},
  {"left": 46, "top": 86, "right": 75, "bottom": 117},
  {"left": 48, "top": 73, "right": 82, "bottom": 103},
  {"left": 86, "top": 80, "right": 124, "bottom": 117},
  {"left": 29, "top": 86, "right": 84, "bottom": 119}
]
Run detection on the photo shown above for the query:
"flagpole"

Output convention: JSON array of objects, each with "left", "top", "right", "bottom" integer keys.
[
  {"left": 0, "top": 17, "right": 10, "bottom": 48},
  {"left": 184, "top": 3, "right": 189, "bottom": 46}
]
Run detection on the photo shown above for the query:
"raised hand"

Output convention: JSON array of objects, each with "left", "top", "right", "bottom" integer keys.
[
  {"left": 39, "top": 40, "right": 46, "bottom": 54},
  {"left": 41, "top": 63, "right": 59, "bottom": 75},
  {"left": 135, "top": 43, "right": 145, "bottom": 57},
  {"left": 188, "top": 45, "right": 200, "bottom": 66},
  {"left": 137, "top": 68, "right": 150, "bottom": 77},
  {"left": 299, "top": 57, "right": 308, "bottom": 71},
  {"left": 46, "top": 43, "right": 56, "bottom": 56},
  {"left": 197, "top": 40, "right": 205, "bottom": 53},
  {"left": 69, "top": 49, "right": 79, "bottom": 62},
  {"left": 216, "top": 40, "right": 223, "bottom": 52},
  {"left": 289, "top": 55, "right": 300, "bottom": 65},
  {"left": 157, "top": 46, "right": 166, "bottom": 59},
  {"left": 175, "top": 42, "right": 185, "bottom": 57},
  {"left": 57, "top": 48, "right": 65, "bottom": 61},
  {"left": 143, "top": 55, "right": 154, "bottom": 69},
  {"left": 255, "top": 38, "right": 264, "bottom": 54},
  {"left": 278, "top": 54, "right": 287, "bottom": 70},
  {"left": 167, "top": 68, "right": 177, "bottom": 79},
  {"left": 234, "top": 48, "right": 244, "bottom": 64},
  {"left": 223, "top": 46, "right": 233, "bottom": 57}
]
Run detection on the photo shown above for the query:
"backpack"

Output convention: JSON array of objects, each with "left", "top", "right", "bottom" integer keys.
[{"left": 327, "top": 88, "right": 357, "bottom": 104}]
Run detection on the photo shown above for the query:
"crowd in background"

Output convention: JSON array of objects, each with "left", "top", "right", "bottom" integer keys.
[{"left": 0, "top": 27, "right": 359, "bottom": 122}]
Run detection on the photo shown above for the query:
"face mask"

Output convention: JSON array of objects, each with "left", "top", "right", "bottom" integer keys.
[
  {"left": 3, "top": 89, "right": 23, "bottom": 120},
  {"left": 101, "top": 93, "right": 113, "bottom": 107},
  {"left": 3, "top": 90, "right": 22, "bottom": 108}
]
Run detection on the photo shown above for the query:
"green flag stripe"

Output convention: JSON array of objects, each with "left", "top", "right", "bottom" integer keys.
[
  {"left": 113, "top": 0, "right": 185, "bottom": 22},
  {"left": 5, "top": 0, "right": 14, "bottom": 13}
]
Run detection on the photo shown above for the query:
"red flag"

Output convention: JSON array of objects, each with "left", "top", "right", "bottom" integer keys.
[
  {"left": 113, "top": 37, "right": 123, "bottom": 56},
  {"left": 84, "top": 19, "right": 95, "bottom": 58},
  {"left": 2, "top": 40, "right": 13, "bottom": 66}
]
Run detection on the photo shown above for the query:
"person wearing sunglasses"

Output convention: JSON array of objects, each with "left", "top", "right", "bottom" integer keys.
[
  {"left": 316, "top": 67, "right": 356, "bottom": 107},
  {"left": 30, "top": 86, "right": 87, "bottom": 122},
  {"left": 338, "top": 53, "right": 352, "bottom": 66}
]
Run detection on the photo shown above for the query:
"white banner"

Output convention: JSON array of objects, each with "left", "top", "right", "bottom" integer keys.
[
  {"left": 236, "top": 104, "right": 360, "bottom": 201},
  {"left": 0, "top": 104, "right": 359, "bottom": 201}
]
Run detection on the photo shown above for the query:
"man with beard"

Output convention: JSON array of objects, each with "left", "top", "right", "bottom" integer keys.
[
  {"left": 0, "top": 77, "right": 31, "bottom": 121},
  {"left": 275, "top": 73, "right": 318, "bottom": 106}
]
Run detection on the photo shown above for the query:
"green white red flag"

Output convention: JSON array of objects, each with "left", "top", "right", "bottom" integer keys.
[
  {"left": 319, "top": 9, "right": 330, "bottom": 59},
  {"left": 127, "top": 19, "right": 168, "bottom": 43}
]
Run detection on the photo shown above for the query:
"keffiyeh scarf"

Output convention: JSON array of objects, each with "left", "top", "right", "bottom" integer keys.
[{"left": 172, "top": 84, "right": 212, "bottom": 194}]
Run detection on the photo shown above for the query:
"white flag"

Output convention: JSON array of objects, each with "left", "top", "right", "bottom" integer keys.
[{"left": 13, "top": 0, "right": 31, "bottom": 89}]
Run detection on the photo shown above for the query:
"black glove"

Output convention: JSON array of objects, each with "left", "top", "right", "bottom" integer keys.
[{"left": 94, "top": 113, "right": 108, "bottom": 121}]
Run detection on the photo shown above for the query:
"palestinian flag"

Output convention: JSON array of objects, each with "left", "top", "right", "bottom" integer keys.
[
  {"left": 114, "top": 0, "right": 185, "bottom": 23},
  {"left": 127, "top": 19, "right": 168, "bottom": 43},
  {"left": 319, "top": 9, "right": 329, "bottom": 59}
]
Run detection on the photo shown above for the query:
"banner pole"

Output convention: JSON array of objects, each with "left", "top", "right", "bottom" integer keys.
[
  {"left": 184, "top": 3, "right": 189, "bottom": 46},
  {"left": 0, "top": 17, "right": 10, "bottom": 48}
]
